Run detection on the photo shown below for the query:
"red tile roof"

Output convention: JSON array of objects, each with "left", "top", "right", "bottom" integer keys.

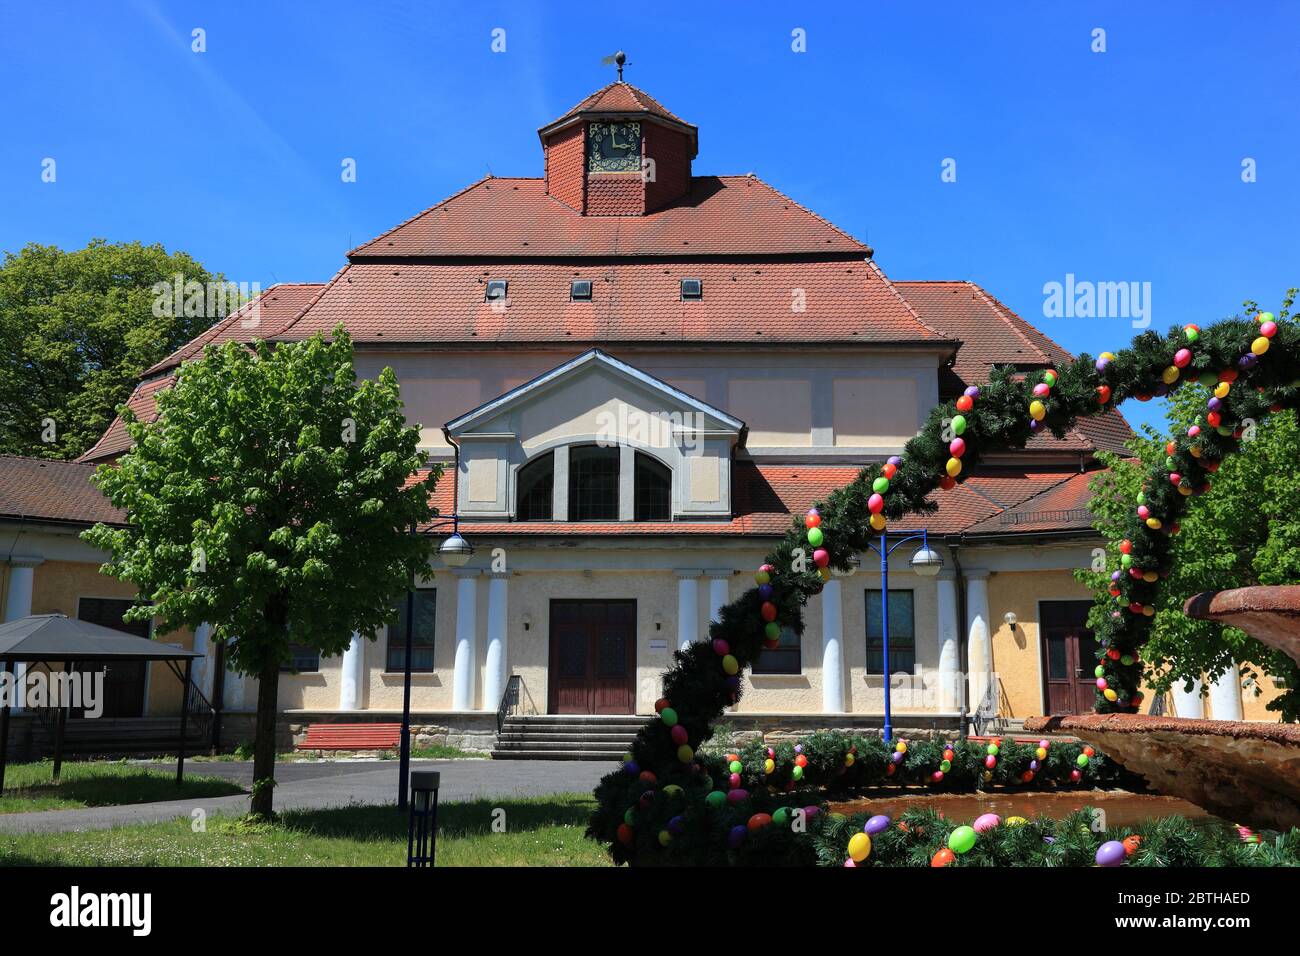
[
  {"left": 82, "top": 283, "right": 324, "bottom": 463},
  {"left": 0, "top": 456, "right": 124, "bottom": 526},
  {"left": 897, "top": 280, "right": 1135, "bottom": 458},
  {"left": 962, "top": 471, "right": 1101, "bottom": 535},
  {"left": 276, "top": 258, "right": 951, "bottom": 346},
  {"left": 346, "top": 175, "right": 870, "bottom": 259},
  {"left": 79, "top": 376, "right": 175, "bottom": 463},
  {"left": 144, "top": 282, "right": 324, "bottom": 375},
  {"left": 540, "top": 81, "right": 695, "bottom": 137}
]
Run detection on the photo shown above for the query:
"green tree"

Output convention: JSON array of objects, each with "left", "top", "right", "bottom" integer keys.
[
  {"left": 0, "top": 239, "right": 227, "bottom": 459},
  {"left": 1078, "top": 298, "right": 1300, "bottom": 721},
  {"left": 83, "top": 329, "right": 439, "bottom": 817}
]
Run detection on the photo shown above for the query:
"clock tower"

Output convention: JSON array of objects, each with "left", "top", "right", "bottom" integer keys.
[{"left": 539, "top": 79, "right": 698, "bottom": 216}]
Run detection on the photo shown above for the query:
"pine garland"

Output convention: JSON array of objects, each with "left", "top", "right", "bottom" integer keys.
[{"left": 590, "top": 303, "right": 1300, "bottom": 865}]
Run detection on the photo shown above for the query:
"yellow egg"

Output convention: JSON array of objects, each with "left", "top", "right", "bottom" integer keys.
[
  {"left": 1030, "top": 400, "right": 1046, "bottom": 421},
  {"left": 1214, "top": 382, "right": 1231, "bottom": 398},
  {"left": 845, "top": 753, "right": 855, "bottom": 767},
  {"left": 1100, "top": 351, "right": 1116, "bottom": 361},
  {"left": 1190, "top": 445, "right": 1202, "bottom": 458},
  {"left": 722, "top": 654, "right": 739, "bottom": 675},
  {"left": 1142, "top": 605, "right": 1155, "bottom": 617},
  {"left": 764, "top": 758, "right": 775, "bottom": 774},
  {"left": 848, "top": 832, "right": 872, "bottom": 862},
  {"left": 946, "top": 457, "right": 963, "bottom": 477},
  {"left": 1146, "top": 518, "right": 1162, "bottom": 529},
  {"left": 1178, "top": 485, "right": 1192, "bottom": 496},
  {"left": 1143, "top": 571, "right": 1158, "bottom": 582},
  {"left": 1104, "top": 688, "right": 1118, "bottom": 701},
  {"left": 1161, "top": 366, "right": 1180, "bottom": 384},
  {"left": 870, "top": 514, "right": 886, "bottom": 531},
  {"left": 1006, "top": 816, "right": 1029, "bottom": 827},
  {"left": 1252, "top": 336, "right": 1270, "bottom": 356}
]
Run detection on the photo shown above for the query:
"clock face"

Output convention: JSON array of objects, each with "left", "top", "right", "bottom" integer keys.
[{"left": 587, "top": 122, "right": 642, "bottom": 173}]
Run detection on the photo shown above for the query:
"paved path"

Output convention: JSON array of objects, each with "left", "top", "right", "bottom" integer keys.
[{"left": 0, "top": 759, "right": 612, "bottom": 834}]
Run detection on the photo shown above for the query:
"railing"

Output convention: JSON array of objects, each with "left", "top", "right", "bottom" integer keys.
[
  {"left": 496, "top": 674, "right": 523, "bottom": 733},
  {"left": 165, "top": 660, "right": 217, "bottom": 750}
]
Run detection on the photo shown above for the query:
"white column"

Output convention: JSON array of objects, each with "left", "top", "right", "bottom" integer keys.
[
  {"left": 820, "top": 578, "right": 845, "bottom": 713},
  {"left": 1171, "top": 677, "right": 1205, "bottom": 719},
  {"left": 483, "top": 573, "right": 509, "bottom": 710},
  {"left": 1207, "top": 662, "right": 1243, "bottom": 721},
  {"left": 706, "top": 571, "right": 730, "bottom": 627},
  {"left": 192, "top": 622, "right": 213, "bottom": 698},
  {"left": 676, "top": 570, "right": 701, "bottom": 651},
  {"left": 339, "top": 631, "right": 364, "bottom": 710},
  {"left": 936, "top": 570, "right": 960, "bottom": 712},
  {"left": 223, "top": 651, "right": 246, "bottom": 711},
  {"left": 452, "top": 570, "right": 480, "bottom": 711},
  {"left": 5, "top": 555, "right": 43, "bottom": 714},
  {"left": 965, "top": 570, "right": 993, "bottom": 717}
]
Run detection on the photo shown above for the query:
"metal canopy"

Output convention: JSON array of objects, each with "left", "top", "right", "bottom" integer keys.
[{"left": 0, "top": 614, "right": 201, "bottom": 662}]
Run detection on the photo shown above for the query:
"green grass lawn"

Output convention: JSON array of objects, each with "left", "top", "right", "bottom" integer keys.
[
  {"left": 0, "top": 794, "right": 607, "bottom": 866},
  {"left": 0, "top": 760, "right": 245, "bottom": 814}
]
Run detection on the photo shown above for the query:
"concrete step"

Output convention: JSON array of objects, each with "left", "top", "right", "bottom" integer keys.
[
  {"left": 494, "top": 738, "right": 634, "bottom": 751},
  {"left": 491, "top": 749, "right": 627, "bottom": 761}
]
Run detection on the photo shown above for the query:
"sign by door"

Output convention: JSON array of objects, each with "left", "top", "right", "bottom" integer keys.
[
  {"left": 1041, "top": 600, "right": 1101, "bottom": 715},
  {"left": 548, "top": 600, "right": 636, "bottom": 715}
]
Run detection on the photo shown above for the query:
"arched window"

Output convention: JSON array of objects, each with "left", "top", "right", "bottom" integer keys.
[
  {"left": 516, "top": 453, "right": 554, "bottom": 521},
  {"left": 634, "top": 452, "right": 671, "bottom": 521},
  {"left": 569, "top": 445, "right": 620, "bottom": 521}
]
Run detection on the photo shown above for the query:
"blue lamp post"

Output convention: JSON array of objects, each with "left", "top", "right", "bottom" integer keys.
[{"left": 861, "top": 529, "right": 943, "bottom": 743}]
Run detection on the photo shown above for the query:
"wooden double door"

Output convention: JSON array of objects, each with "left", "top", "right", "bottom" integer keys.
[
  {"left": 1041, "top": 600, "right": 1101, "bottom": 715},
  {"left": 76, "top": 597, "right": 148, "bottom": 718},
  {"left": 548, "top": 600, "right": 636, "bottom": 715}
]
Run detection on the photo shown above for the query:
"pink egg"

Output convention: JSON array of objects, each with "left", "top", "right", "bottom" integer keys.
[
  {"left": 1033, "top": 383, "right": 1050, "bottom": 397},
  {"left": 973, "top": 813, "right": 1001, "bottom": 833},
  {"left": 868, "top": 493, "right": 884, "bottom": 514},
  {"left": 1261, "top": 321, "right": 1277, "bottom": 338},
  {"left": 949, "top": 438, "right": 966, "bottom": 457},
  {"left": 1174, "top": 348, "right": 1192, "bottom": 368}
]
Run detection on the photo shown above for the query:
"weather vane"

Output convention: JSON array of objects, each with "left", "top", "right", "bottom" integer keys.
[{"left": 601, "top": 50, "right": 628, "bottom": 81}]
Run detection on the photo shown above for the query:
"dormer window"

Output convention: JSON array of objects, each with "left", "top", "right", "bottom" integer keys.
[
  {"left": 570, "top": 279, "right": 593, "bottom": 301},
  {"left": 680, "top": 278, "right": 702, "bottom": 301},
  {"left": 485, "top": 279, "right": 508, "bottom": 302}
]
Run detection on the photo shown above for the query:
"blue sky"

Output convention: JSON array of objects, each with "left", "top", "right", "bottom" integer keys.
[{"left": 3, "top": 0, "right": 1298, "bottom": 434}]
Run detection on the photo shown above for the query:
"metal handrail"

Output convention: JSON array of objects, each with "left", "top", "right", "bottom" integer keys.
[{"left": 496, "top": 674, "right": 523, "bottom": 733}]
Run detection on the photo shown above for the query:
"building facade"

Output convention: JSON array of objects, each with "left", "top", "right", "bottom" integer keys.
[{"left": 2, "top": 80, "right": 1280, "bottom": 749}]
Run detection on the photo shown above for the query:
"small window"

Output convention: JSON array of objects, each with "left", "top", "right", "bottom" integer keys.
[
  {"left": 634, "top": 452, "right": 671, "bottom": 521},
  {"left": 866, "top": 589, "right": 915, "bottom": 674},
  {"left": 569, "top": 445, "right": 620, "bottom": 521},
  {"left": 753, "top": 626, "right": 801, "bottom": 675},
  {"left": 680, "top": 278, "right": 702, "bottom": 300},
  {"left": 283, "top": 643, "right": 321, "bottom": 674},
  {"left": 387, "top": 588, "right": 437, "bottom": 673},
  {"left": 570, "top": 279, "right": 592, "bottom": 301},
  {"left": 485, "top": 279, "right": 508, "bottom": 302},
  {"left": 517, "top": 452, "right": 554, "bottom": 521}
]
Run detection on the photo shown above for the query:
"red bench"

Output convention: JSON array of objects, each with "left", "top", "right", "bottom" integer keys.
[{"left": 296, "top": 723, "right": 404, "bottom": 751}]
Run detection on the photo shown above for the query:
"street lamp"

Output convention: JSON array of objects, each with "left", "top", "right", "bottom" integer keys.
[
  {"left": 398, "top": 520, "right": 472, "bottom": 809},
  {"left": 863, "top": 529, "right": 942, "bottom": 744}
]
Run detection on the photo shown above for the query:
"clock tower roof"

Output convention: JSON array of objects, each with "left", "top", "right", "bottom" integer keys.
[{"left": 539, "top": 80, "right": 698, "bottom": 158}]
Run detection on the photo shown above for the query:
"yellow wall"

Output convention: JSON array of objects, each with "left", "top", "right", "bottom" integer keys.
[{"left": 18, "top": 559, "right": 197, "bottom": 717}]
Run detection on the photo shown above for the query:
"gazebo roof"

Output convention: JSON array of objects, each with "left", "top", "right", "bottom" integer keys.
[{"left": 0, "top": 614, "right": 200, "bottom": 663}]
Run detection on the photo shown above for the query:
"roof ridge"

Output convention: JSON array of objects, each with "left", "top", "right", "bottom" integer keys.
[
  {"left": 0, "top": 453, "right": 98, "bottom": 468},
  {"left": 747, "top": 174, "right": 870, "bottom": 253},
  {"left": 348, "top": 175, "right": 494, "bottom": 258},
  {"left": 867, "top": 259, "right": 951, "bottom": 341},
  {"left": 274, "top": 263, "right": 353, "bottom": 341}
]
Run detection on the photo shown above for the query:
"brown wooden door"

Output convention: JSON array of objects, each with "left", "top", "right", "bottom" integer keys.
[
  {"left": 1041, "top": 600, "right": 1100, "bottom": 715},
  {"left": 548, "top": 600, "right": 636, "bottom": 715}
]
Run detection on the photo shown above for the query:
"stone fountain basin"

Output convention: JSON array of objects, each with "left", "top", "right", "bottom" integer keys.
[
  {"left": 1024, "top": 713, "right": 1300, "bottom": 831},
  {"left": 1184, "top": 584, "right": 1300, "bottom": 665}
]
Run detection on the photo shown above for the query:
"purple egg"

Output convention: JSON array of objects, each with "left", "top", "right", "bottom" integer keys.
[
  {"left": 726, "top": 788, "right": 749, "bottom": 804},
  {"left": 1096, "top": 840, "right": 1127, "bottom": 866},
  {"left": 1029, "top": 760, "right": 1039, "bottom": 771},
  {"left": 728, "top": 824, "right": 747, "bottom": 848},
  {"left": 795, "top": 744, "right": 804, "bottom": 754},
  {"left": 1153, "top": 384, "right": 1168, "bottom": 397},
  {"left": 803, "top": 806, "right": 821, "bottom": 821},
  {"left": 1239, "top": 353, "right": 1258, "bottom": 370},
  {"left": 1044, "top": 836, "right": 1056, "bottom": 844},
  {"left": 891, "top": 751, "right": 904, "bottom": 764},
  {"left": 726, "top": 676, "right": 740, "bottom": 691},
  {"left": 623, "top": 761, "right": 639, "bottom": 775},
  {"left": 1111, "top": 570, "right": 1122, "bottom": 582},
  {"left": 758, "top": 584, "right": 773, "bottom": 600},
  {"left": 1028, "top": 419, "right": 1042, "bottom": 433},
  {"left": 1095, "top": 357, "right": 1110, "bottom": 374},
  {"left": 864, "top": 814, "right": 891, "bottom": 835},
  {"left": 964, "top": 386, "right": 981, "bottom": 399},
  {"left": 1207, "top": 397, "right": 1222, "bottom": 412},
  {"left": 887, "top": 455, "right": 902, "bottom": 466}
]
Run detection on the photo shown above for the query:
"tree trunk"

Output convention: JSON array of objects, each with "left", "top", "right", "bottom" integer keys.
[{"left": 249, "top": 653, "right": 281, "bottom": 820}]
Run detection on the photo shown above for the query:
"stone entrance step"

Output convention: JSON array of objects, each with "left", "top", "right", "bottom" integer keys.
[{"left": 491, "top": 714, "right": 647, "bottom": 761}]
